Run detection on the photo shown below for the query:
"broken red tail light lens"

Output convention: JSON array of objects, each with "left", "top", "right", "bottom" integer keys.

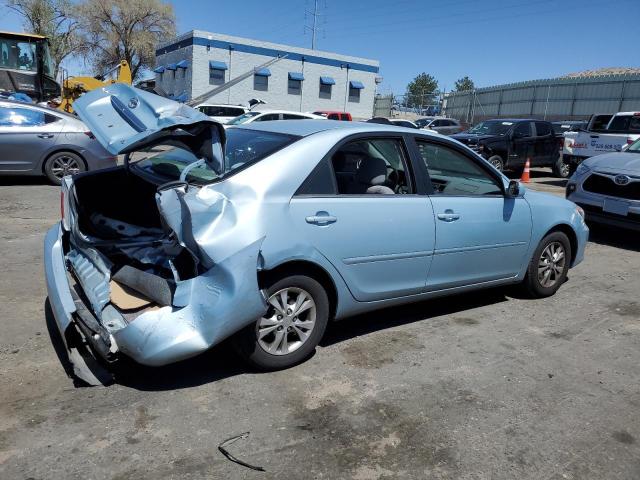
[
  {"left": 83, "top": 131, "right": 95, "bottom": 139},
  {"left": 60, "top": 190, "right": 65, "bottom": 221}
]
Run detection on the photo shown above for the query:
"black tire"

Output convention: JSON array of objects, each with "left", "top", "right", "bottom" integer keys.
[
  {"left": 233, "top": 275, "right": 329, "bottom": 371},
  {"left": 44, "top": 151, "right": 86, "bottom": 185},
  {"left": 487, "top": 155, "right": 504, "bottom": 172},
  {"left": 522, "top": 231, "right": 572, "bottom": 298},
  {"left": 552, "top": 155, "right": 571, "bottom": 179}
]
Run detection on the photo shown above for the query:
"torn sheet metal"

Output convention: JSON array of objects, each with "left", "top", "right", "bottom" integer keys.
[{"left": 113, "top": 238, "right": 266, "bottom": 366}]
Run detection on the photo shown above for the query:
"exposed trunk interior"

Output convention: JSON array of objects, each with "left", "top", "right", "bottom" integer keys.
[{"left": 70, "top": 167, "right": 200, "bottom": 310}]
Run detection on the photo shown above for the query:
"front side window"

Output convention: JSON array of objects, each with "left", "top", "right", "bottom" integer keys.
[
  {"left": 209, "top": 67, "right": 225, "bottom": 85},
  {"left": 534, "top": 121, "right": 552, "bottom": 136},
  {"left": 513, "top": 122, "right": 532, "bottom": 138},
  {"left": 416, "top": 141, "right": 503, "bottom": 196},
  {"left": 0, "top": 106, "right": 57, "bottom": 126},
  {"left": 254, "top": 113, "right": 280, "bottom": 122},
  {"left": 132, "top": 129, "right": 297, "bottom": 185},
  {"left": 330, "top": 138, "right": 411, "bottom": 194}
]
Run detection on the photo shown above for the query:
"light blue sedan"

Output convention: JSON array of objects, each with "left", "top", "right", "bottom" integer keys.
[{"left": 44, "top": 85, "right": 588, "bottom": 384}]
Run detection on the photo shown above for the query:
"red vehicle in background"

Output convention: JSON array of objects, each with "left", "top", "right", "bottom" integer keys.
[{"left": 312, "top": 111, "right": 352, "bottom": 121}]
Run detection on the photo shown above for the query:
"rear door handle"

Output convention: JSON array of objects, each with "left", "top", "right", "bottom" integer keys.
[
  {"left": 437, "top": 209, "right": 460, "bottom": 222},
  {"left": 306, "top": 211, "right": 337, "bottom": 225},
  {"left": 37, "top": 133, "right": 54, "bottom": 139}
]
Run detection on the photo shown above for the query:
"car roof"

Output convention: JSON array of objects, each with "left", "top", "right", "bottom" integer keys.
[
  {"left": 196, "top": 103, "right": 246, "bottom": 108},
  {"left": 236, "top": 119, "right": 443, "bottom": 137},
  {"left": 253, "top": 110, "right": 316, "bottom": 115},
  {"left": 484, "top": 118, "right": 536, "bottom": 122}
]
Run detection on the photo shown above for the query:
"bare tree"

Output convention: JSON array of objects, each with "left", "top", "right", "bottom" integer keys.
[
  {"left": 6, "top": 0, "right": 81, "bottom": 77},
  {"left": 75, "top": 0, "right": 175, "bottom": 80}
]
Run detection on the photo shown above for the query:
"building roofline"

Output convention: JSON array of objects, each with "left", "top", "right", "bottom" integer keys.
[{"left": 156, "top": 30, "right": 379, "bottom": 73}]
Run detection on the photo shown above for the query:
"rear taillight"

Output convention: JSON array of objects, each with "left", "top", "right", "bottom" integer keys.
[
  {"left": 83, "top": 131, "right": 95, "bottom": 139},
  {"left": 627, "top": 138, "right": 634, "bottom": 145}
]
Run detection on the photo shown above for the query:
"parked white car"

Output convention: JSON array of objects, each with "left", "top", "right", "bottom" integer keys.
[
  {"left": 415, "top": 116, "right": 463, "bottom": 135},
  {"left": 194, "top": 104, "right": 248, "bottom": 124},
  {"left": 563, "top": 112, "right": 640, "bottom": 167},
  {"left": 226, "top": 110, "right": 325, "bottom": 126}
]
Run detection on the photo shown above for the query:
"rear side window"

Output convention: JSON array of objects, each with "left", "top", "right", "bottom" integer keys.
[
  {"left": 296, "top": 158, "right": 337, "bottom": 195},
  {"left": 608, "top": 115, "right": 640, "bottom": 133},
  {"left": 0, "top": 106, "right": 56, "bottom": 126},
  {"left": 513, "top": 122, "right": 532, "bottom": 138},
  {"left": 535, "top": 122, "right": 552, "bottom": 136},
  {"left": 282, "top": 114, "right": 306, "bottom": 120}
]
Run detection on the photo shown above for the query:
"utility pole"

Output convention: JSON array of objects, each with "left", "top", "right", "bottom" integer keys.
[{"left": 304, "top": 0, "right": 323, "bottom": 50}]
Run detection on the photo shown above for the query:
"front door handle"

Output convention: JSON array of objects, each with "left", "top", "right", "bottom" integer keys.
[
  {"left": 306, "top": 211, "right": 337, "bottom": 226},
  {"left": 437, "top": 209, "right": 460, "bottom": 222},
  {"left": 37, "top": 133, "right": 54, "bottom": 139}
]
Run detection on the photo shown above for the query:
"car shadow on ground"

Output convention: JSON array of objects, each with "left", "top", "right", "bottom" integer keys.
[
  {"left": 103, "top": 289, "right": 510, "bottom": 391},
  {"left": 0, "top": 175, "right": 51, "bottom": 186},
  {"left": 588, "top": 224, "right": 640, "bottom": 252}
]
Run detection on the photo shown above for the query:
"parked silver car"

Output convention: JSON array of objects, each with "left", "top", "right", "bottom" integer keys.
[
  {"left": 415, "top": 116, "right": 463, "bottom": 135},
  {"left": 0, "top": 100, "right": 116, "bottom": 184},
  {"left": 566, "top": 138, "right": 640, "bottom": 230}
]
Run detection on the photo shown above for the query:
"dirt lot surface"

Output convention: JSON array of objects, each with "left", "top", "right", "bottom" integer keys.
[{"left": 1, "top": 169, "right": 639, "bottom": 479}]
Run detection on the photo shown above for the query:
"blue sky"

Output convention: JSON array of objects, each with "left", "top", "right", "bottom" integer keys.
[{"left": 2, "top": 0, "right": 638, "bottom": 93}]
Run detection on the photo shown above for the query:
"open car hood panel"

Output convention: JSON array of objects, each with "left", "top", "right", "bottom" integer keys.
[{"left": 73, "top": 83, "right": 226, "bottom": 173}]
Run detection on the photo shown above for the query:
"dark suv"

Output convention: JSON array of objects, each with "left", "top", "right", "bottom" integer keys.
[{"left": 451, "top": 119, "right": 569, "bottom": 178}]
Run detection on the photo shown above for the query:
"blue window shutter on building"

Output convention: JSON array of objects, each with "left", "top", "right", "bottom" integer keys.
[
  {"left": 349, "top": 80, "right": 365, "bottom": 89},
  {"left": 320, "top": 76, "right": 336, "bottom": 85},
  {"left": 255, "top": 68, "right": 271, "bottom": 77},
  {"left": 209, "top": 60, "right": 228, "bottom": 70},
  {"left": 176, "top": 60, "right": 189, "bottom": 69},
  {"left": 288, "top": 72, "right": 304, "bottom": 81}
]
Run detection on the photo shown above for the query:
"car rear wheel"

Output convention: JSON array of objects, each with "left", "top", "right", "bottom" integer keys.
[
  {"left": 552, "top": 155, "right": 571, "bottom": 178},
  {"left": 522, "top": 231, "right": 572, "bottom": 298},
  {"left": 233, "top": 275, "right": 329, "bottom": 371},
  {"left": 44, "top": 151, "right": 85, "bottom": 185},
  {"left": 487, "top": 155, "right": 504, "bottom": 172}
]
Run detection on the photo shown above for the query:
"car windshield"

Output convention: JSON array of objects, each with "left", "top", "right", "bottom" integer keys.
[
  {"left": 468, "top": 121, "right": 513, "bottom": 135},
  {"left": 131, "top": 128, "right": 298, "bottom": 185},
  {"left": 226, "top": 111, "right": 261, "bottom": 125}
]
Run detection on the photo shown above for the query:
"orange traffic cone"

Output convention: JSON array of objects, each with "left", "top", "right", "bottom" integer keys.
[{"left": 521, "top": 158, "right": 531, "bottom": 183}]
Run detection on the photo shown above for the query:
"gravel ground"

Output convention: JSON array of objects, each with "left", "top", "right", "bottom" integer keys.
[{"left": 1, "top": 169, "right": 639, "bottom": 480}]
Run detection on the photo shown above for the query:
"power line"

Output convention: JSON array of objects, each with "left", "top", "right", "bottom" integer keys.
[{"left": 304, "top": 0, "right": 325, "bottom": 49}]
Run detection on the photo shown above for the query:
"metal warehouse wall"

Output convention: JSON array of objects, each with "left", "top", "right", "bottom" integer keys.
[{"left": 443, "top": 74, "right": 640, "bottom": 122}]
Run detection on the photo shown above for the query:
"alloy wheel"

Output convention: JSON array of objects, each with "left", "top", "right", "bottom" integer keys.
[
  {"left": 50, "top": 155, "right": 81, "bottom": 179},
  {"left": 538, "top": 241, "right": 566, "bottom": 288},
  {"left": 256, "top": 287, "right": 317, "bottom": 355}
]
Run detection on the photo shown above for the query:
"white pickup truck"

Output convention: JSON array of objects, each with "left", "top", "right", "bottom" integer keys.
[{"left": 563, "top": 112, "right": 640, "bottom": 169}]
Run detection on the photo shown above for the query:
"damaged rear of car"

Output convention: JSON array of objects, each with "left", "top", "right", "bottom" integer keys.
[{"left": 44, "top": 84, "right": 301, "bottom": 384}]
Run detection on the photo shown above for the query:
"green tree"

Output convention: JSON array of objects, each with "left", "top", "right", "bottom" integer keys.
[
  {"left": 405, "top": 72, "right": 438, "bottom": 107},
  {"left": 454, "top": 76, "right": 475, "bottom": 92},
  {"left": 75, "top": 0, "right": 176, "bottom": 80},
  {"left": 6, "top": 0, "right": 81, "bottom": 77}
]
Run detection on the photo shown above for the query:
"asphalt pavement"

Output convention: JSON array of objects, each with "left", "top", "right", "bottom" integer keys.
[{"left": 1, "top": 169, "right": 639, "bottom": 479}]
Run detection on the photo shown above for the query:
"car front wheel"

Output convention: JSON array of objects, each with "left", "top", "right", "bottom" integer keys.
[
  {"left": 552, "top": 155, "right": 571, "bottom": 178},
  {"left": 233, "top": 275, "right": 329, "bottom": 371},
  {"left": 522, "top": 231, "right": 572, "bottom": 297}
]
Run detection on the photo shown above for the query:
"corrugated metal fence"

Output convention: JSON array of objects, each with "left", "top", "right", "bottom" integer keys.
[{"left": 443, "top": 74, "right": 640, "bottom": 122}]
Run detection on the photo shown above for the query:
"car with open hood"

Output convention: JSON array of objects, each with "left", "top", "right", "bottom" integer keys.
[{"left": 43, "top": 84, "right": 588, "bottom": 385}]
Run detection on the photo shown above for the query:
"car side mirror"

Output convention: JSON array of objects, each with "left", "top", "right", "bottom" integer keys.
[{"left": 506, "top": 180, "right": 520, "bottom": 197}]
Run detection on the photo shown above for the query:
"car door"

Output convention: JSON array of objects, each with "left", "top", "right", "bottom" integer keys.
[
  {"left": 412, "top": 137, "right": 532, "bottom": 290},
  {"left": 509, "top": 121, "right": 534, "bottom": 168},
  {"left": 289, "top": 135, "right": 436, "bottom": 301},
  {"left": 0, "top": 105, "right": 62, "bottom": 172}
]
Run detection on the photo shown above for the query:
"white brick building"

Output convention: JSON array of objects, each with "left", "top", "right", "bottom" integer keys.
[{"left": 154, "top": 30, "right": 380, "bottom": 119}]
